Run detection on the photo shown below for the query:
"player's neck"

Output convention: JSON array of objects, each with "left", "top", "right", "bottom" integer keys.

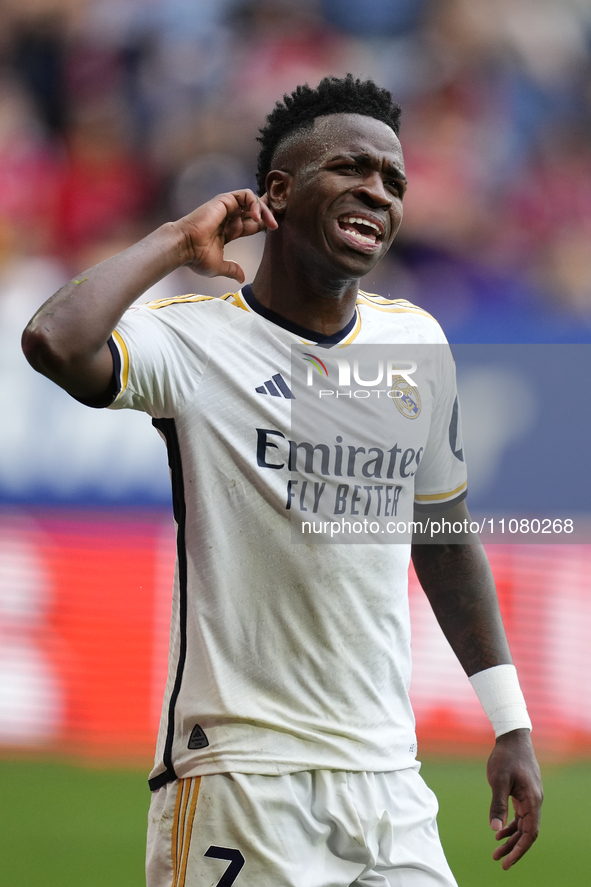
[{"left": 251, "top": 245, "right": 359, "bottom": 338}]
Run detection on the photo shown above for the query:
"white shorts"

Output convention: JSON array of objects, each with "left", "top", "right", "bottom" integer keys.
[{"left": 146, "top": 768, "right": 457, "bottom": 887}]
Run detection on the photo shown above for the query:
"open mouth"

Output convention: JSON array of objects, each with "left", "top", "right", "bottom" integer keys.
[{"left": 337, "top": 215, "right": 384, "bottom": 248}]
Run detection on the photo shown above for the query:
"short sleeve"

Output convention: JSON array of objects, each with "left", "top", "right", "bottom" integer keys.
[
  {"left": 414, "top": 345, "right": 468, "bottom": 511},
  {"left": 107, "top": 297, "right": 216, "bottom": 418}
]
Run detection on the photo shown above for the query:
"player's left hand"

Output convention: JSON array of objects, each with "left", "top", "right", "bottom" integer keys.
[{"left": 486, "top": 728, "right": 543, "bottom": 870}]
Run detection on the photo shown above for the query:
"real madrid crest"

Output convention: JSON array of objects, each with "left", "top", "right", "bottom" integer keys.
[{"left": 391, "top": 376, "right": 421, "bottom": 419}]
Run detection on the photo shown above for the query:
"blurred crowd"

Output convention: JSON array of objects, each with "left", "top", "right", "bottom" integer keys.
[{"left": 2, "top": 0, "right": 591, "bottom": 339}]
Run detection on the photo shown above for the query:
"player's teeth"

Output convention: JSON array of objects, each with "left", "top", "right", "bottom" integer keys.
[
  {"left": 347, "top": 228, "right": 375, "bottom": 244},
  {"left": 343, "top": 216, "right": 380, "bottom": 234}
]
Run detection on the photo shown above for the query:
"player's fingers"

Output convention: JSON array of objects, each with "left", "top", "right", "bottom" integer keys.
[
  {"left": 499, "top": 828, "right": 538, "bottom": 870},
  {"left": 232, "top": 189, "right": 277, "bottom": 230},
  {"left": 259, "top": 194, "right": 278, "bottom": 229},
  {"left": 223, "top": 215, "right": 267, "bottom": 245},
  {"left": 232, "top": 189, "right": 263, "bottom": 219},
  {"left": 210, "top": 190, "right": 259, "bottom": 229},
  {"left": 215, "top": 260, "right": 245, "bottom": 284},
  {"left": 493, "top": 828, "right": 521, "bottom": 859},
  {"left": 223, "top": 203, "right": 275, "bottom": 244},
  {"left": 515, "top": 781, "right": 543, "bottom": 836},
  {"left": 493, "top": 806, "right": 539, "bottom": 869},
  {"left": 223, "top": 215, "right": 246, "bottom": 242},
  {"left": 494, "top": 817, "right": 518, "bottom": 840},
  {"left": 489, "top": 785, "right": 510, "bottom": 832},
  {"left": 239, "top": 216, "right": 271, "bottom": 237},
  {"left": 241, "top": 200, "right": 277, "bottom": 232}
]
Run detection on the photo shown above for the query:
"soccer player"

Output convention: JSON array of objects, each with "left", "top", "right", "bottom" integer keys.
[{"left": 23, "top": 75, "right": 542, "bottom": 887}]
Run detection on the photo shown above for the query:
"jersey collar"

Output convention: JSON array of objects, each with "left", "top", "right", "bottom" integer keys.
[{"left": 240, "top": 284, "right": 359, "bottom": 349}]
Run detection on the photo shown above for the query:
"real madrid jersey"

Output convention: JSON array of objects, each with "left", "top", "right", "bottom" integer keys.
[{"left": 107, "top": 285, "right": 467, "bottom": 789}]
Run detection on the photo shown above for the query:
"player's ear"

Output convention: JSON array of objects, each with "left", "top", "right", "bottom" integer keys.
[{"left": 265, "top": 170, "right": 292, "bottom": 215}]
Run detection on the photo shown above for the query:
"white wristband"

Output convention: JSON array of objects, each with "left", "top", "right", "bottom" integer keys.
[{"left": 469, "top": 664, "right": 532, "bottom": 738}]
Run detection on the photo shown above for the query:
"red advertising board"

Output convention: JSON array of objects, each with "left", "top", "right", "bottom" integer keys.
[{"left": 1, "top": 509, "right": 590, "bottom": 762}]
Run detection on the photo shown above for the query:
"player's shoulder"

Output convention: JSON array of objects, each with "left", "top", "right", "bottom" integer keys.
[
  {"left": 131, "top": 291, "right": 248, "bottom": 330},
  {"left": 141, "top": 291, "right": 243, "bottom": 312},
  {"left": 355, "top": 290, "right": 448, "bottom": 344},
  {"left": 356, "top": 290, "right": 435, "bottom": 320}
]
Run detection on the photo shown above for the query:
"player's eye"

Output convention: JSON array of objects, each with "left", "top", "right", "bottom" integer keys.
[{"left": 387, "top": 180, "right": 405, "bottom": 197}]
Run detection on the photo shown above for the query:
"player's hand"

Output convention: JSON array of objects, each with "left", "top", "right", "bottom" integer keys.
[
  {"left": 486, "top": 728, "right": 543, "bottom": 870},
  {"left": 173, "top": 189, "right": 278, "bottom": 283}
]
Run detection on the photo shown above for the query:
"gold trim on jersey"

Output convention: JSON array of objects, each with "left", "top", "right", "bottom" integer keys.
[
  {"left": 111, "top": 329, "right": 129, "bottom": 396},
  {"left": 172, "top": 777, "right": 201, "bottom": 887},
  {"left": 227, "top": 289, "right": 251, "bottom": 312},
  {"left": 414, "top": 480, "right": 468, "bottom": 503},
  {"left": 145, "top": 287, "right": 428, "bottom": 348},
  {"left": 337, "top": 307, "right": 362, "bottom": 346},
  {"left": 357, "top": 290, "right": 436, "bottom": 320},
  {"left": 230, "top": 287, "right": 361, "bottom": 345},
  {"left": 146, "top": 294, "right": 216, "bottom": 310}
]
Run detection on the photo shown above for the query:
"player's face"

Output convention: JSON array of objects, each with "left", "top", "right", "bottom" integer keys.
[{"left": 271, "top": 113, "right": 407, "bottom": 280}]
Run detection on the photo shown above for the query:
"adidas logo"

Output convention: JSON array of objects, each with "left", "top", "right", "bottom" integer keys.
[{"left": 255, "top": 373, "right": 294, "bottom": 399}]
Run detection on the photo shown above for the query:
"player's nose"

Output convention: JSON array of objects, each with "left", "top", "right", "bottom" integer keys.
[{"left": 353, "top": 172, "right": 393, "bottom": 209}]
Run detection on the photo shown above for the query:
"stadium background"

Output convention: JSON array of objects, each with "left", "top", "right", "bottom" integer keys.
[{"left": 1, "top": 0, "right": 590, "bottom": 884}]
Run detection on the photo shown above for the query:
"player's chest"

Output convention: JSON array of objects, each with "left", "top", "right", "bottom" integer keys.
[{"left": 179, "top": 335, "right": 437, "bottom": 481}]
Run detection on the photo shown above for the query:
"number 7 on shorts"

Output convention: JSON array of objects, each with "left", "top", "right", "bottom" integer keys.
[{"left": 204, "top": 845, "right": 245, "bottom": 886}]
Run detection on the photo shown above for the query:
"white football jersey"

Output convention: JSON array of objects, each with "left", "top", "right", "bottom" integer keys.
[{"left": 108, "top": 286, "right": 467, "bottom": 789}]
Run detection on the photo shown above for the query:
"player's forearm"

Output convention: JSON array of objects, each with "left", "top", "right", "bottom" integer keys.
[
  {"left": 411, "top": 541, "right": 512, "bottom": 676},
  {"left": 22, "top": 221, "right": 187, "bottom": 381}
]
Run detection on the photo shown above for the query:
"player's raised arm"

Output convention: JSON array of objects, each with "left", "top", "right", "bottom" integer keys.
[
  {"left": 21, "top": 190, "right": 277, "bottom": 404},
  {"left": 411, "top": 499, "right": 543, "bottom": 870}
]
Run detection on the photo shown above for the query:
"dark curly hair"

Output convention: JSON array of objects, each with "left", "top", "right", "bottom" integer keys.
[{"left": 255, "top": 74, "right": 402, "bottom": 195}]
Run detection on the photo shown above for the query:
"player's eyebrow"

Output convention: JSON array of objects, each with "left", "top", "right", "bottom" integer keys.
[{"left": 328, "top": 153, "right": 407, "bottom": 184}]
